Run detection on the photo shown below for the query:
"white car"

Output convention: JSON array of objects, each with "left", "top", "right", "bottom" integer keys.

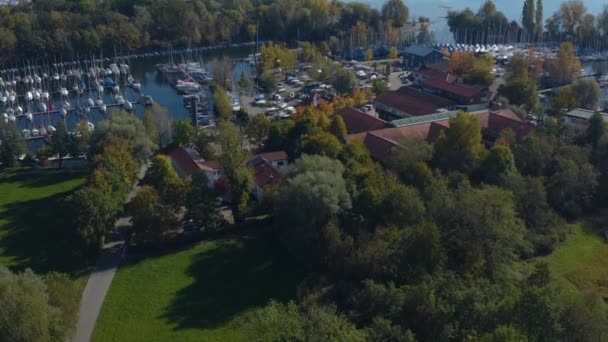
[
  {"left": 277, "top": 86, "right": 287, "bottom": 93},
  {"left": 255, "top": 99, "right": 267, "bottom": 106}
]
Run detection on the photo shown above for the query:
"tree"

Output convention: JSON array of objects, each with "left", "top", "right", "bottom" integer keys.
[
  {"left": 446, "top": 186, "right": 528, "bottom": 278},
  {"left": 276, "top": 155, "right": 351, "bottom": 264},
  {"left": 449, "top": 52, "right": 474, "bottom": 77},
  {"left": 535, "top": 0, "right": 543, "bottom": 39},
  {"left": 433, "top": 111, "right": 486, "bottom": 173},
  {"left": 381, "top": 0, "right": 409, "bottom": 27},
  {"left": 381, "top": 181, "right": 426, "bottom": 227},
  {"left": 0, "top": 267, "right": 77, "bottom": 342},
  {"left": 571, "top": 79, "right": 601, "bottom": 110},
  {"left": 194, "top": 129, "right": 216, "bottom": 160},
  {"left": 237, "top": 71, "right": 250, "bottom": 94},
  {"left": 387, "top": 138, "right": 434, "bottom": 187},
  {"left": 550, "top": 85, "right": 578, "bottom": 117},
  {"left": 246, "top": 114, "right": 270, "bottom": 150},
  {"left": 213, "top": 86, "right": 232, "bottom": 121},
  {"left": 187, "top": 172, "right": 222, "bottom": 231},
  {"left": 587, "top": 112, "right": 607, "bottom": 148},
  {"left": 144, "top": 154, "right": 186, "bottom": 207},
  {"left": 333, "top": 68, "right": 358, "bottom": 95},
  {"left": 365, "top": 48, "right": 373, "bottom": 62},
  {"left": 68, "top": 121, "right": 92, "bottom": 158},
  {"left": 130, "top": 185, "right": 173, "bottom": 246},
  {"left": 499, "top": 78, "right": 540, "bottom": 114},
  {"left": 259, "top": 70, "right": 276, "bottom": 94},
  {"left": 329, "top": 115, "right": 347, "bottom": 138},
  {"left": 504, "top": 52, "right": 528, "bottom": 82},
  {"left": 143, "top": 103, "right": 172, "bottom": 147},
  {"left": 246, "top": 301, "right": 366, "bottom": 342},
  {"left": 522, "top": 0, "right": 535, "bottom": 36},
  {"left": 171, "top": 119, "right": 196, "bottom": 147},
  {"left": 43, "top": 272, "right": 79, "bottom": 340},
  {"left": 90, "top": 110, "right": 156, "bottom": 163},
  {"left": 0, "top": 121, "right": 25, "bottom": 167},
  {"left": 465, "top": 54, "right": 495, "bottom": 87},
  {"left": 547, "top": 158, "right": 598, "bottom": 218},
  {"left": 371, "top": 78, "right": 389, "bottom": 95},
  {"left": 303, "top": 132, "right": 343, "bottom": 158},
  {"left": 51, "top": 120, "right": 70, "bottom": 167},
  {"left": 474, "top": 144, "right": 516, "bottom": 184},
  {"left": 546, "top": 42, "right": 581, "bottom": 85}
]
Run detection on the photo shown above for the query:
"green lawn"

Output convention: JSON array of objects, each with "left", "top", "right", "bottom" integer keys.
[
  {"left": 537, "top": 222, "right": 608, "bottom": 297},
  {"left": 93, "top": 237, "right": 306, "bottom": 341},
  {"left": 0, "top": 171, "right": 87, "bottom": 274}
]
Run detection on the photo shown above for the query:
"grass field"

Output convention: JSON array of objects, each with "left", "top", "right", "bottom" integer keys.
[
  {"left": 538, "top": 221, "right": 608, "bottom": 297},
  {"left": 93, "top": 237, "right": 306, "bottom": 342},
  {"left": 0, "top": 171, "right": 87, "bottom": 274}
]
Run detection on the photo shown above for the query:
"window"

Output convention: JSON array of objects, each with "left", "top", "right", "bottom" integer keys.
[{"left": 277, "top": 161, "right": 284, "bottom": 166}]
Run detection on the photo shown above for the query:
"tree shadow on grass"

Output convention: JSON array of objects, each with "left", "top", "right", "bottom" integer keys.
[
  {"left": 0, "top": 181, "right": 90, "bottom": 276},
  {"left": 161, "top": 238, "right": 306, "bottom": 331}
]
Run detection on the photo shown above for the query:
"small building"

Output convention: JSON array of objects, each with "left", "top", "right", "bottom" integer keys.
[
  {"left": 169, "top": 147, "right": 222, "bottom": 188},
  {"left": 402, "top": 46, "right": 443, "bottom": 69},
  {"left": 249, "top": 158, "right": 282, "bottom": 201},
  {"left": 564, "top": 108, "right": 608, "bottom": 132}
]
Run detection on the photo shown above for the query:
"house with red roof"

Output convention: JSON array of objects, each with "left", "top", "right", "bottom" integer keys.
[{"left": 170, "top": 147, "right": 288, "bottom": 200}]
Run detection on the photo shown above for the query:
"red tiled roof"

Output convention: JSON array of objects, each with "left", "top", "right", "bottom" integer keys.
[
  {"left": 252, "top": 151, "right": 288, "bottom": 163},
  {"left": 479, "top": 109, "right": 534, "bottom": 136},
  {"left": 375, "top": 91, "right": 441, "bottom": 116},
  {"left": 416, "top": 68, "right": 457, "bottom": 83},
  {"left": 336, "top": 107, "right": 387, "bottom": 134},
  {"left": 252, "top": 161, "right": 281, "bottom": 188},
  {"left": 169, "top": 148, "right": 200, "bottom": 176},
  {"left": 423, "top": 78, "right": 483, "bottom": 98},
  {"left": 395, "top": 87, "right": 456, "bottom": 108},
  {"left": 362, "top": 132, "right": 400, "bottom": 161}
]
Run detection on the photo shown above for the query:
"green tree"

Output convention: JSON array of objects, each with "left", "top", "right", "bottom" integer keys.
[
  {"left": 504, "top": 52, "right": 528, "bottom": 81},
  {"left": 68, "top": 121, "right": 92, "bottom": 158},
  {"left": 51, "top": 120, "right": 70, "bottom": 167},
  {"left": 237, "top": 71, "right": 249, "bottom": 94},
  {"left": 43, "top": 272, "right": 79, "bottom": 340},
  {"left": 329, "top": 115, "right": 348, "bottom": 138},
  {"left": 144, "top": 154, "right": 186, "bottom": 207},
  {"left": 465, "top": 54, "right": 495, "bottom": 87},
  {"left": 514, "top": 132, "right": 553, "bottom": 176},
  {"left": 90, "top": 110, "right": 156, "bottom": 163},
  {"left": 0, "top": 267, "right": 75, "bottom": 342},
  {"left": 433, "top": 111, "right": 486, "bottom": 173},
  {"left": 187, "top": 172, "right": 222, "bottom": 231},
  {"left": 303, "top": 132, "right": 343, "bottom": 158},
  {"left": 480, "top": 325, "right": 527, "bottom": 342},
  {"left": 381, "top": 0, "right": 409, "bottom": 27},
  {"left": 130, "top": 185, "right": 174, "bottom": 246},
  {"left": 535, "top": 0, "right": 543, "bottom": 39},
  {"left": 276, "top": 155, "right": 351, "bottom": 264},
  {"left": 474, "top": 144, "right": 516, "bottom": 184},
  {"left": 547, "top": 158, "right": 598, "bottom": 218},
  {"left": 546, "top": 42, "right": 581, "bottom": 85},
  {"left": 387, "top": 138, "right": 434, "bottom": 188},
  {"left": 371, "top": 78, "right": 389, "bottom": 95},
  {"left": 587, "top": 112, "right": 607, "bottom": 147},
  {"left": 0, "top": 121, "right": 25, "bottom": 167},
  {"left": 333, "top": 68, "right": 358, "bottom": 95},
  {"left": 171, "top": 119, "right": 196, "bottom": 147},
  {"left": 571, "top": 79, "right": 601, "bottom": 110},
  {"left": 213, "top": 86, "right": 232, "bottom": 121},
  {"left": 246, "top": 114, "right": 271, "bottom": 150},
  {"left": 499, "top": 78, "right": 540, "bottom": 114},
  {"left": 365, "top": 48, "right": 373, "bottom": 62},
  {"left": 143, "top": 103, "right": 171, "bottom": 147},
  {"left": 194, "top": 129, "right": 216, "bottom": 160},
  {"left": 522, "top": 0, "right": 535, "bottom": 35},
  {"left": 259, "top": 70, "right": 276, "bottom": 94}
]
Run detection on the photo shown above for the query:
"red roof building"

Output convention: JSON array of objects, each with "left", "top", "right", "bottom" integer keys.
[
  {"left": 422, "top": 78, "right": 488, "bottom": 105},
  {"left": 375, "top": 87, "right": 458, "bottom": 120},
  {"left": 335, "top": 107, "right": 388, "bottom": 134}
]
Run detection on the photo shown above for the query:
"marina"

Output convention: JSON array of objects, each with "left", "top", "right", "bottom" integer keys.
[{"left": 0, "top": 43, "right": 256, "bottom": 152}]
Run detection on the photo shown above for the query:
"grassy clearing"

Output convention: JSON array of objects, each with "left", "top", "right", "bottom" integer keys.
[
  {"left": 537, "top": 222, "right": 608, "bottom": 297},
  {"left": 0, "top": 171, "right": 87, "bottom": 275},
  {"left": 93, "top": 237, "right": 306, "bottom": 342}
]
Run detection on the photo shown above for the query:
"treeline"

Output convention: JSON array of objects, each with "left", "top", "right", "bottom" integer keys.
[
  {"left": 66, "top": 111, "right": 155, "bottom": 253},
  {"left": 238, "top": 99, "right": 608, "bottom": 339},
  {"left": 448, "top": 0, "right": 608, "bottom": 49},
  {"left": 0, "top": 0, "right": 413, "bottom": 65}
]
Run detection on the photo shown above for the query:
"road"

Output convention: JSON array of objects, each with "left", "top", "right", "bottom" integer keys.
[{"left": 72, "top": 165, "right": 147, "bottom": 342}]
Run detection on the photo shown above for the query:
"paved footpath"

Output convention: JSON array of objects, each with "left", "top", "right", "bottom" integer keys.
[{"left": 72, "top": 165, "right": 147, "bottom": 342}]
